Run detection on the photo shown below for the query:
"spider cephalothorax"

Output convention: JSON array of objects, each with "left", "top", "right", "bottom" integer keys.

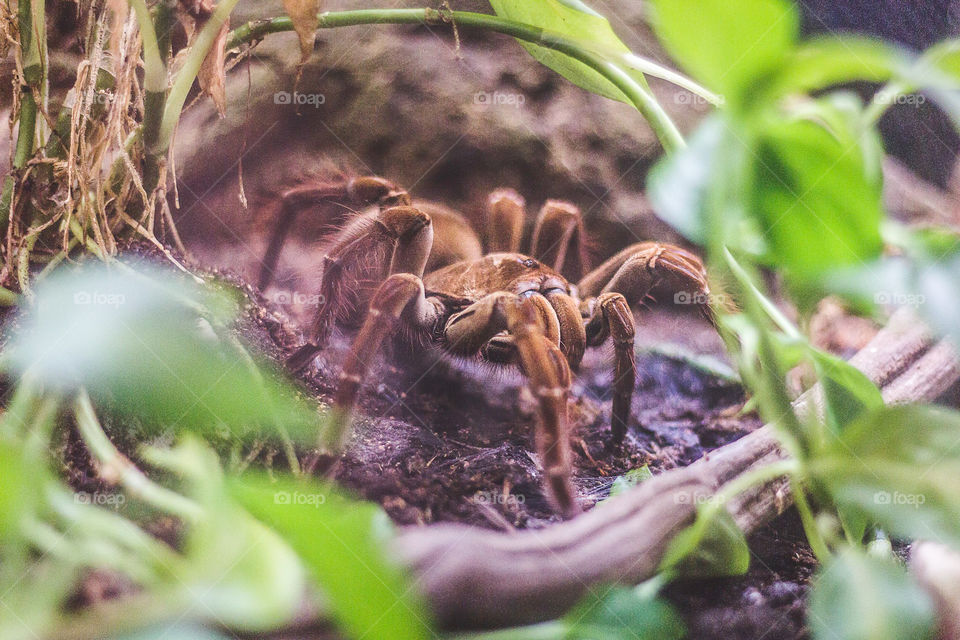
[{"left": 262, "top": 176, "right": 714, "bottom": 518}]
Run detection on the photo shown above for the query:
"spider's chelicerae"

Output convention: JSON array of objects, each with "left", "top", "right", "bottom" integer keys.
[{"left": 262, "top": 175, "right": 715, "bottom": 518}]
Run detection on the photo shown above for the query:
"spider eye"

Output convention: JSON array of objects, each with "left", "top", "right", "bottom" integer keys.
[{"left": 521, "top": 258, "right": 538, "bottom": 268}]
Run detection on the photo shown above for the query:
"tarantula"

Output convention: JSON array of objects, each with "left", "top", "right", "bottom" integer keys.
[{"left": 262, "top": 176, "right": 714, "bottom": 518}]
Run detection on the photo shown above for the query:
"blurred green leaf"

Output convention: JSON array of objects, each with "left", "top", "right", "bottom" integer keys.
[
  {"left": 488, "top": 0, "right": 648, "bottom": 102},
  {"left": 808, "top": 349, "right": 883, "bottom": 545},
  {"left": 924, "top": 38, "right": 960, "bottom": 77},
  {"left": 884, "top": 223, "right": 960, "bottom": 260},
  {"left": 231, "top": 473, "right": 432, "bottom": 640},
  {"left": 809, "top": 350, "right": 883, "bottom": 437},
  {"left": 785, "top": 91, "right": 884, "bottom": 187},
  {"left": 148, "top": 438, "right": 306, "bottom": 632},
  {"left": 8, "top": 263, "right": 320, "bottom": 442},
  {"left": 660, "top": 506, "right": 750, "bottom": 578},
  {"left": 564, "top": 584, "right": 686, "bottom": 640},
  {"left": 0, "top": 440, "right": 32, "bottom": 542},
  {"left": 830, "top": 248, "right": 960, "bottom": 340},
  {"left": 648, "top": 0, "right": 797, "bottom": 104},
  {"left": 649, "top": 114, "right": 728, "bottom": 245},
  {"left": 750, "top": 118, "right": 884, "bottom": 277},
  {"left": 808, "top": 548, "right": 935, "bottom": 640},
  {"left": 767, "top": 37, "right": 901, "bottom": 98},
  {"left": 609, "top": 465, "right": 653, "bottom": 497},
  {"left": 0, "top": 561, "right": 76, "bottom": 640},
  {"left": 813, "top": 405, "right": 960, "bottom": 547}
]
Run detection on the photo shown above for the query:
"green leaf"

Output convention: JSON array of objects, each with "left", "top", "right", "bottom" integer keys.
[
  {"left": 0, "top": 440, "right": 32, "bottom": 542},
  {"left": 660, "top": 505, "right": 750, "bottom": 578},
  {"left": 564, "top": 584, "right": 686, "bottom": 640},
  {"left": 750, "top": 117, "right": 884, "bottom": 277},
  {"left": 808, "top": 548, "right": 935, "bottom": 640},
  {"left": 809, "top": 350, "right": 883, "bottom": 437},
  {"left": 147, "top": 438, "right": 306, "bottom": 632},
  {"left": 488, "top": 0, "right": 647, "bottom": 102},
  {"left": 609, "top": 465, "right": 653, "bottom": 497},
  {"left": 231, "top": 473, "right": 432, "bottom": 640},
  {"left": 8, "top": 263, "right": 320, "bottom": 442},
  {"left": 766, "top": 37, "right": 903, "bottom": 98},
  {"left": 813, "top": 405, "right": 960, "bottom": 547},
  {"left": 785, "top": 91, "right": 885, "bottom": 188},
  {"left": 649, "top": 114, "right": 727, "bottom": 245},
  {"left": 884, "top": 223, "right": 960, "bottom": 260},
  {"left": 829, "top": 249, "right": 960, "bottom": 340},
  {"left": 648, "top": 0, "right": 798, "bottom": 104},
  {"left": 924, "top": 38, "right": 960, "bottom": 78}
]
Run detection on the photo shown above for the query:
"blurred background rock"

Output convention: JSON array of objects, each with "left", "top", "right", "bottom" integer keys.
[{"left": 170, "top": 0, "right": 706, "bottom": 289}]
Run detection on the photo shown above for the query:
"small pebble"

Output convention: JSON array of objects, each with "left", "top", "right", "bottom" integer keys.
[
  {"left": 742, "top": 587, "right": 764, "bottom": 606},
  {"left": 766, "top": 581, "right": 803, "bottom": 606}
]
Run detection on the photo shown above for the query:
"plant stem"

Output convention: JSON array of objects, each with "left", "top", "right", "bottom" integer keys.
[
  {"left": 131, "top": 0, "right": 173, "bottom": 198},
  {"left": 723, "top": 247, "right": 802, "bottom": 340},
  {"left": 20, "top": 0, "right": 45, "bottom": 87},
  {"left": 792, "top": 476, "right": 832, "bottom": 562},
  {"left": 0, "top": 0, "right": 45, "bottom": 235},
  {"left": 129, "top": 0, "right": 165, "bottom": 95},
  {"left": 676, "top": 458, "right": 799, "bottom": 556},
  {"left": 621, "top": 52, "right": 722, "bottom": 105},
  {"left": 74, "top": 390, "right": 203, "bottom": 521},
  {"left": 0, "top": 90, "right": 38, "bottom": 231},
  {"left": 863, "top": 79, "right": 910, "bottom": 127},
  {"left": 17, "top": 229, "right": 38, "bottom": 298},
  {"left": 158, "top": 0, "right": 242, "bottom": 154},
  {"left": 224, "top": 9, "right": 685, "bottom": 153}
]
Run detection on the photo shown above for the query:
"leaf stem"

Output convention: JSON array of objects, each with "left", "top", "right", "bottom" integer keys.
[
  {"left": 129, "top": 0, "right": 166, "bottom": 94},
  {"left": 792, "top": 476, "right": 832, "bottom": 562},
  {"left": 224, "top": 8, "right": 685, "bottom": 152},
  {"left": 73, "top": 389, "right": 203, "bottom": 521}
]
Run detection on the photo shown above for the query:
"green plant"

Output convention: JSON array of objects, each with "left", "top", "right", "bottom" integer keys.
[
  {"left": 4, "top": 0, "right": 960, "bottom": 638},
  {"left": 642, "top": 0, "right": 960, "bottom": 637}
]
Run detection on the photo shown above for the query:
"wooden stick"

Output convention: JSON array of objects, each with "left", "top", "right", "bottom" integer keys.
[{"left": 394, "top": 309, "right": 960, "bottom": 628}]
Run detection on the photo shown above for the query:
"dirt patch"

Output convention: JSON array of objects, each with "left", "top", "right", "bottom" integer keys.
[
  {"left": 237, "top": 262, "right": 813, "bottom": 638},
  {"left": 42, "top": 242, "right": 813, "bottom": 638}
]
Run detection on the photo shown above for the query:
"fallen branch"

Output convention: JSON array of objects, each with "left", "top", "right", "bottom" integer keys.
[{"left": 394, "top": 308, "right": 960, "bottom": 628}]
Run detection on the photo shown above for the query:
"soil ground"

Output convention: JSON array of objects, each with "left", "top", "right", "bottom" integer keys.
[{"left": 226, "top": 255, "right": 813, "bottom": 639}]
